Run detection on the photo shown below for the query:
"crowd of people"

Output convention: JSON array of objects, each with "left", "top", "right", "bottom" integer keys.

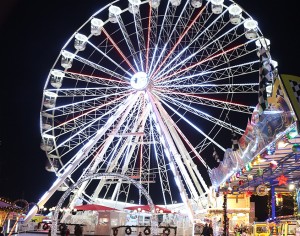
[{"left": 48, "top": 224, "right": 82, "bottom": 236}]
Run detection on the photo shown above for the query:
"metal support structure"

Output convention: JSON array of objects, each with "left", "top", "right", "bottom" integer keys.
[
  {"left": 51, "top": 173, "right": 158, "bottom": 236},
  {"left": 24, "top": 94, "right": 138, "bottom": 223}
]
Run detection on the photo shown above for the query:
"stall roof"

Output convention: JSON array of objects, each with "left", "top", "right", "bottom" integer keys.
[
  {"left": 74, "top": 204, "right": 117, "bottom": 211},
  {"left": 230, "top": 128, "right": 300, "bottom": 191},
  {"left": 124, "top": 204, "right": 172, "bottom": 213}
]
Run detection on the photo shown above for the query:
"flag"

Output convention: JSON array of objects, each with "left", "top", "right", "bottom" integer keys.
[
  {"left": 212, "top": 146, "right": 220, "bottom": 163},
  {"left": 280, "top": 74, "right": 300, "bottom": 121},
  {"left": 258, "top": 47, "right": 274, "bottom": 114},
  {"left": 231, "top": 132, "right": 239, "bottom": 151}
]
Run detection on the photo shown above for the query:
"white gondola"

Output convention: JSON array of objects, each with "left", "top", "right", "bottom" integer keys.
[
  {"left": 45, "top": 159, "right": 59, "bottom": 172},
  {"left": 91, "top": 18, "right": 104, "bottom": 36},
  {"left": 150, "top": 0, "right": 161, "bottom": 8},
  {"left": 42, "top": 114, "right": 52, "bottom": 130},
  {"left": 170, "top": 0, "right": 181, "bottom": 7},
  {"left": 128, "top": 0, "right": 141, "bottom": 14},
  {"left": 74, "top": 33, "right": 88, "bottom": 51},
  {"left": 255, "top": 37, "right": 270, "bottom": 57},
  {"left": 108, "top": 6, "right": 122, "bottom": 23},
  {"left": 43, "top": 91, "right": 57, "bottom": 109},
  {"left": 61, "top": 50, "right": 75, "bottom": 69},
  {"left": 41, "top": 111, "right": 54, "bottom": 118},
  {"left": 255, "top": 37, "right": 270, "bottom": 49},
  {"left": 190, "top": 0, "right": 202, "bottom": 8},
  {"left": 211, "top": 0, "right": 224, "bottom": 14},
  {"left": 244, "top": 19, "right": 258, "bottom": 39},
  {"left": 40, "top": 133, "right": 55, "bottom": 152},
  {"left": 47, "top": 153, "right": 59, "bottom": 159},
  {"left": 50, "top": 69, "right": 64, "bottom": 88},
  {"left": 228, "top": 4, "right": 242, "bottom": 25}
]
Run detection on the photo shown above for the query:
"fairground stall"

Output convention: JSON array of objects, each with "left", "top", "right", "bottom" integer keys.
[{"left": 210, "top": 74, "right": 300, "bottom": 235}]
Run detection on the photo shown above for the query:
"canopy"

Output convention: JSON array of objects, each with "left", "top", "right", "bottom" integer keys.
[
  {"left": 0, "top": 201, "right": 11, "bottom": 208},
  {"left": 74, "top": 204, "right": 117, "bottom": 211},
  {"left": 124, "top": 204, "right": 172, "bottom": 213}
]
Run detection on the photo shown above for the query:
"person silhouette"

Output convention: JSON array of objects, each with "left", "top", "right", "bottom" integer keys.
[
  {"left": 0, "top": 226, "right": 4, "bottom": 236},
  {"left": 202, "top": 223, "right": 210, "bottom": 236},
  {"left": 208, "top": 223, "right": 213, "bottom": 236},
  {"left": 74, "top": 224, "right": 83, "bottom": 236}
]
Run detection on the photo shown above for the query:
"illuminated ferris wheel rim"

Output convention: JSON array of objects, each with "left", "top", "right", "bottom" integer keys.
[
  {"left": 44, "top": 0, "right": 267, "bottom": 86},
  {"left": 33, "top": 0, "right": 275, "bottom": 225},
  {"left": 40, "top": 0, "right": 273, "bottom": 178}
]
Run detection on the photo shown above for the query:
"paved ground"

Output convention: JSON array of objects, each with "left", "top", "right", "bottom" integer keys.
[{"left": 13, "top": 233, "right": 48, "bottom": 236}]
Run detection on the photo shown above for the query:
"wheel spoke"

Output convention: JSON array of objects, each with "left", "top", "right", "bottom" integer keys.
[
  {"left": 87, "top": 40, "right": 134, "bottom": 77},
  {"left": 158, "top": 92, "right": 245, "bottom": 135},
  {"left": 115, "top": 15, "right": 142, "bottom": 71},
  {"left": 157, "top": 83, "right": 259, "bottom": 94},
  {"left": 156, "top": 60, "right": 259, "bottom": 86},
  {"left": 74, "top": 53, "right": 131, "bottom": 81},
  {"left": 65, "top": 71, "right": 129, "bottom": 87},
  {"left": 102, "top": 28, "right": 137, "bottom": 74},
  {"left": 154, "top": 90, "right": 254, "bottom": 114}
]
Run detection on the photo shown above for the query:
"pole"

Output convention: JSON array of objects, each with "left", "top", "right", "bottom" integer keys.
[
  {"left": 271, "top": 183, "right": 276, "bottom": 220},
  {"left": 223, "top": 193, "right": 228, "bottom": 236}
]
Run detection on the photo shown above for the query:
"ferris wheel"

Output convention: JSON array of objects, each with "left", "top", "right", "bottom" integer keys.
[{"left": 26, "top": 0, "right": 273, "bottom": 222}]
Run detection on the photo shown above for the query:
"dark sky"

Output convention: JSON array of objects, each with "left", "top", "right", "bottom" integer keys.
[{"left": 0, "top": 0, "right": 299, "bottom": 216}]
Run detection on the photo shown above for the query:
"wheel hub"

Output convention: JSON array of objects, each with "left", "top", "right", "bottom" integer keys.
[{"left": 130, "top": 71, "right": 148, "bottom": 90}]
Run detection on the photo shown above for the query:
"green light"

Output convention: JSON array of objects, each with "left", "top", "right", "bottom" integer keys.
[{"left": 287, "top": 129, "right": 298, "bottom": 139}]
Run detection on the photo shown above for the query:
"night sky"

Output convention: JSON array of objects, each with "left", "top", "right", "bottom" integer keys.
[{"left": 0, "top": 0, "right": 299, "bottom": 220}]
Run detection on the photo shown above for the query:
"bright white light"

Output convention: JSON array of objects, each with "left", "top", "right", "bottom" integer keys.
[
  {"left": 289, "top": 183, "right": 295, "bottom": 191},
  {"left": 155, "top": 125, "right": 161, "bottom": 134},
  {"left": 109, "top": 5, "right": 122, "bottom": 15},
  {"left": 128, "top": 0, "right": 141, "bottom": 5},
  {"left": 228, "top": 4, "right": 242, "bottom": 15},
  {"left": 91, "top": 18, "right": 104, "bottom": 27},
  {"left": 244, "top": 19, "right": 258, "bottom": 30},
  {"left": 62, "top": 50, "right": 75, "bottom": 59},
  {"left": 170, "top": 163, "right": 175, "bottom": 173},
  {"left": 180, "top": 192, "right": 187, "bottom": 202},
  {"left": 107, "top": 116, "right": 114, "bottom": 123},
  {"left": 51, "top": 69, "right": 65, "bottom": 78},
  {"left": 160, "top": 137, "right": 165, "bottom": 146},
  {"left": 44, "top": 90, "right": 58, "bottom": 98},
  {"left": 51, "top": 178, "right": 62, "bottom": 188},
  {"left": 164, "top": 149, "right": 171, "bottom": 161},
  {"left": 151, "top": 113, "right": 157, "bottom": 123},
  {"left": 39, "top": 192, "right": 49, "bottom": 202},
  {"left": 75, "top": 33, "right": 88, "bottom": 42},
  {"left": 131, "top": 72, "right": 148, "bottom": 90},
  {"left": 255, "top": 37, "right": 270, "bottom": 48},
  {"left": 174, "top": 177, "right": 180, "bottom": 188},
  {"left": 277, "top": 140, "right": 288, "bottom": 149}
]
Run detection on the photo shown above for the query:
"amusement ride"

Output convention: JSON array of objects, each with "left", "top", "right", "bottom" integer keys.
[{"left": 19, "top": 0, "right": 300, "bottom": 235}]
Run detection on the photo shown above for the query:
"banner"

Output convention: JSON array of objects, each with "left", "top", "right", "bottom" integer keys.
[{"left": 280, "top": 74, "right": 300, "bottom": 121}]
